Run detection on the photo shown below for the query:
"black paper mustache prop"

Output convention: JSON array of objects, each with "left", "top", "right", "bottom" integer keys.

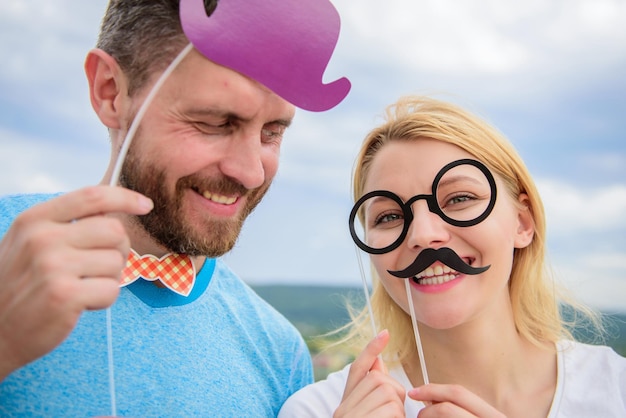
[{"left": 388, "top": 247, "right": 490, "bottom": 279}]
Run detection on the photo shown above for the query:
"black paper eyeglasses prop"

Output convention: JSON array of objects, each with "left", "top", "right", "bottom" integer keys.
[
  {"left": 349, "top": 158, "right": 497, "bottom": 256},
  {"left": 349, "top": 159, "right": 494, "bottom": 279}
]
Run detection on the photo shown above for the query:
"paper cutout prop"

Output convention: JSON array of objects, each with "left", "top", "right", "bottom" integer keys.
[
  {"left": 349, "top": 159, "right": 498, "bottom": 255},
  {"left": 180, "top": 0, "right": 351, "bottom": 111},
  {"left": 348, "top": 159, "right": 497, "bottom": 278},
  {"left": 388, "top": 247, "right": 490, "bottom": 279},
  {"left": 121, "top": 249, "right": 196, "bottom": 297}
]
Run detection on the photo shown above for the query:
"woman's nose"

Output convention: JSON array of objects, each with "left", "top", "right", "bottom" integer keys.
[{"left": 405, "top": 200, "right": 450, "bottom": 249}]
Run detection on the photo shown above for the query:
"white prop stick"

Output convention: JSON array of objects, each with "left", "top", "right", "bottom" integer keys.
[
  {"left": 105, "top": 42, "right": 194, "bottom": 416},
  {"left": 354, "top": 245, "right": 383, "bottom": 363},
  {"left": 108, "top": 43, "right": 194, "bottom": 187},
  {"left": 405, "top": 279, "right": 429, "bottom": 385}
]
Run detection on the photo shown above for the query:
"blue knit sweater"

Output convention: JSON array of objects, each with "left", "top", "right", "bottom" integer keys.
[{"left": 0, "top": 194, "right": 313, "bottom": 417}]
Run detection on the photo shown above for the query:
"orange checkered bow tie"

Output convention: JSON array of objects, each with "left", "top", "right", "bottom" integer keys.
[{"left": 120, "top": 249, "right": 196, "bottom": 297}]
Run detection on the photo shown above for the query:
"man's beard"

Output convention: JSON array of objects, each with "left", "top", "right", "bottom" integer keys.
[{"left": 119, "top": 143, "right": 270, "bottom": 257}]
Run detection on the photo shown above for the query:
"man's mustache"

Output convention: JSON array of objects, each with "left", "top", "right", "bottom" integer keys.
[{"left": 387, "top": 247, "right": 490, "bottom": 279}]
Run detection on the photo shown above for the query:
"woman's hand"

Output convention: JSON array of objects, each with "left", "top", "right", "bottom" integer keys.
[
  {"left": 409, "top": 383, "right": 506, "bottom": 417},
  {"left": 333, "top": 330, "right": 407, "bottom": 418}
]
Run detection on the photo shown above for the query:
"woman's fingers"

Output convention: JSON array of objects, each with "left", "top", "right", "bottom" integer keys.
[
  {"left": 336, "top": 370, "right": 406, "bottom": 417},
  {"left": 343, "top": 330, "right": 391, "bottom": 396},
  {"left": 334, "top": 330, "right": 406, "bottom": 418},
  {"left": 409, "top": 384, "right": 506, "bottom": 418}
]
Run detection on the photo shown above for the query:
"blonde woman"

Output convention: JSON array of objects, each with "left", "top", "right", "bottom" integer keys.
[{"left": 279, "top": 96, "right": 626, "bottom": 417}]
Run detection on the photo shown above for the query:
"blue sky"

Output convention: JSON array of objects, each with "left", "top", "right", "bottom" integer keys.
[{"left": 1, "top": 1, "right": 625, "bottom": 312}]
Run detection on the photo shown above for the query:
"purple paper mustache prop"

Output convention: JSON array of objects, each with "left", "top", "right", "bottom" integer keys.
[{"left": 388, "top": 247, "right": 490, "bottom": 279}]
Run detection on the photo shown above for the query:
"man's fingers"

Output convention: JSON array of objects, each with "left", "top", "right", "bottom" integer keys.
[
  {"left": 78, "top": 278, "right": 122, "bottom": 310},
  {"left": 63, "top": 249, "right": 129, "bottom": 281},
  {"left": 24, "top": 185, "right": 153, "bottom": 224},
  {"left": 67, "top": 216, "right": 131, "bottom": 253},
  {"left": 0, "top": 187, "right": 146, "bottom": 377}
]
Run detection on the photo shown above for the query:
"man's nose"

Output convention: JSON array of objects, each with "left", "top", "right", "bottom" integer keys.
[{"left": 218, "top": 132, "right": 265, "bottom": 190}]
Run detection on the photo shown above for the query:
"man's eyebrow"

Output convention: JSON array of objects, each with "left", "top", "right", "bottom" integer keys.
[
  {"left": 185, "top": 108, "right": 293, "bottom": 128},
  {"left": 270, "top": 118, "right": 293, "bottom": 128},
  {"left": 185, "top": 108, "right": 243, "bottom": 121}
]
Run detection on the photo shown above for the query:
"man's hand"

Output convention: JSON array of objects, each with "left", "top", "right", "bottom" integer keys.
[{"left": 0, "top": 186, "right": 153, "bottom": 380}]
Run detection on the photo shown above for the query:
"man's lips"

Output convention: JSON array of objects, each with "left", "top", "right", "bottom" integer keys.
[
  {"left": 388, "top": 247, "right": 490, "bottom": 279},
  {"left": 200, "top": 190, "right": 237, "bottom": 205},
  {"left": 191, "top": 187, "right": 238, "bottom": 205}
]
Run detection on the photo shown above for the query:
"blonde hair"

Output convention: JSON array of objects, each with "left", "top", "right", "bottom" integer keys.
[{"left": 345, "top": 95, "right": 600, "bottom": 365}]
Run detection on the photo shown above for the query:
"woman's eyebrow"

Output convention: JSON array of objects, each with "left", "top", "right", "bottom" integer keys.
[{"left": 437, "top": 174, "right": 484, "bottom": 188}]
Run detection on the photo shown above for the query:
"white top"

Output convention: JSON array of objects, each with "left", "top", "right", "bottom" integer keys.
[{"left": 278, "top": 341, "right": 626, "bottom": 417}]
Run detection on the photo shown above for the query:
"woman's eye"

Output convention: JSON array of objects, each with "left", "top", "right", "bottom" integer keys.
[
  {"left": 440, "top": 192, "right": 479, "bottom": 207},
  {"left": 375, "top": 212, "right": 402, "bottom": 226},
  {"left": 448, "top": 194, "right": 474, "bottom": 205}
]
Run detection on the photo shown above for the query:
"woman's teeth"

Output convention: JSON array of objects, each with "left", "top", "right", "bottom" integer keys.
[
  {"left": 202, "top": 191, "right": 236, "bottom": 205},
  {"left": 414, "top": 264, "right": 459, "bottom": 285}
]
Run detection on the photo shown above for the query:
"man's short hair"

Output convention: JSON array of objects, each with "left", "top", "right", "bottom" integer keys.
[{"left": 96, "top": 0, "right": 218, "bottom": 96}]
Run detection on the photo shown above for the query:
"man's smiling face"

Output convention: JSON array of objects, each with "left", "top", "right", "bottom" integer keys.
[{"left": 119, "top": 50, "right": 295, "bottom": 256}]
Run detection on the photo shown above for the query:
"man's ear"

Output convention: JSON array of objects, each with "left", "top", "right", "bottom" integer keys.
[
  {"left": 514, "top": 193, "right": 535, "bottom": 249},
  {"left": 84, "top": 48, "right": 128, "bottom": 130}
]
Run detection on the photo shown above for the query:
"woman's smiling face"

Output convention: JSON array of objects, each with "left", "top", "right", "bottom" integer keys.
[{"left": 362, "top": 138, "right": 534, "bottom": 330}]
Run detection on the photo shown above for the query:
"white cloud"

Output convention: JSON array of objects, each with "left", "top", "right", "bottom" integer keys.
[
  {"left": 0, "top": 2, "right": 102, "bottom": 81},
  {"left": 0, "top": 128, "right": 107, "bottom": 195},
  {"left": 336, "top": 0, "right": 626, "bottom": 71},
  {"left": 553, "top": 253, "right": 626, "bottom": 312},
  {"left": 336, "top": 0, "right": 533, "bottom": 74},
  {"left": 0, "top": 1, "right": 105, "bottom": 128},
  {"left": 332, "top": 0, "right": 626, "bottom": 109},
  {"left": 580, "top": 153, "right": 626, "bottom": 176},
  {"left": 538, "top": 178, "right": 626, "bottom": 234}
]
